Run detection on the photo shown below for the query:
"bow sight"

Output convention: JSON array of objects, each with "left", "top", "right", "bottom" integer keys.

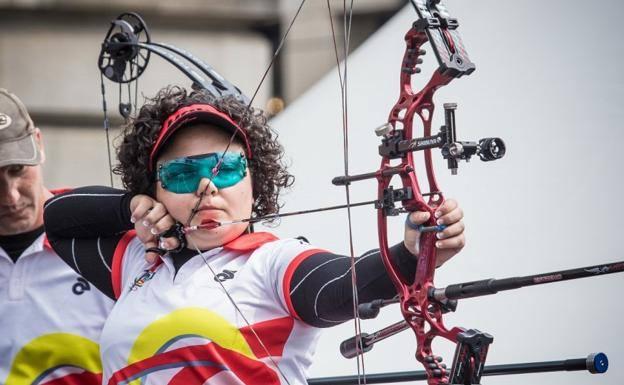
[{"left": 376, "top": 103, "right": 505, "bottom": 175}]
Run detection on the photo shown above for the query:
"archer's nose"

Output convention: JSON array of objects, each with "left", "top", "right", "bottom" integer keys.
[
  {"left": 0, "top": 177, "right": 20, "bottom": 206},
  {"left": 196, "top": 177, "right": 218, "bottom": 197}
]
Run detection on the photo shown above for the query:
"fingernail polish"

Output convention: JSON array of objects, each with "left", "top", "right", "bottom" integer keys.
[
  {"left": 142, "top": 220, "right": 150, "bottom": 227},
  {"left": 130, "top": 217, "right": 136, "bottom": 223},
  {"left": 150, "top": 228, "right": 158, "bottom": 235},
  {"left": 435, "top": 211, "right": 441, "bottom": 218},
  {"left": 436, "top": 232, "right": 443, "bottom": 239},
  {"left": 437, "top": 219, "right": 444, "bottom": 225},
  {"left": 436, "top": 241, "right": 442, "bottom": 248}
]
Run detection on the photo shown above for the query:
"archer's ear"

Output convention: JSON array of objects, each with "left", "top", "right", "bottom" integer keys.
[{"left": 33, "top": 127, "right": 46, "bottom": 164}]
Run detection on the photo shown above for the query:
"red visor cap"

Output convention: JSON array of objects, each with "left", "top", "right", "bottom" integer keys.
[{"left": 148, "top": 103, "right": 252, "bottom": 172}]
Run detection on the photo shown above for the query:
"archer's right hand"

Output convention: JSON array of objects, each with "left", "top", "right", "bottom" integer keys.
[{"left": 129, "top": 194, "right": 178, "bottom": 263}]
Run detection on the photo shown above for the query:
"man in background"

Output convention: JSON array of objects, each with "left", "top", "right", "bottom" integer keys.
[{"left": 0, "top": 88, "right": 112, "bottom": 384}]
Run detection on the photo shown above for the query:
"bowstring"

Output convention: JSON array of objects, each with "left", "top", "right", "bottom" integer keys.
[
  {"left": 99, "top": 72, "right": 115, "bottom": 187},
  {"left": 98, "top": 38, "right": 296, "bottom": 385},
  {"left": 247, "top": 0, "right": 307, "bottom": 108},
  {"left": 181, "top": 2, "right": 310, "bottom": 384},
  {"left": 327, "top": 1, "right": 365, "bottom": 384},
  {"left": 99, "top": 21, "right": 143, "bottom": 189},
  {"left": 187, "top": 237, "right": 293, "bottom": 384},
  {"left": 187, "top": 0, "right": 309, "bottom": 224},
  {"left": 98, "top": 3, "right": 362, "bottom": 382}
]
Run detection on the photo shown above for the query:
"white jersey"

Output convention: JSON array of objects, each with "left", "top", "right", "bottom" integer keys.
[
  {"left": 0, "top": 234, "right": 114, "bottom": 384},
  {"left": 101, "top": 231, "right": 325, "bottom": 385}
]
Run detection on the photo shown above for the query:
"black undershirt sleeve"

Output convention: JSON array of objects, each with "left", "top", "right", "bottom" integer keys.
[
  {"left": 289, "top": 242, "right": 417, "bottom": 327},
  {"left": 43, "top": 185, "right": 421, "bottom": 320},
  {"left": 44, "top": 186, "right": 135, "bottom": 299}
]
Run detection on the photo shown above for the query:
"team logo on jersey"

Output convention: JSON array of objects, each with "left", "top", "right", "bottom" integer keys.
[
  {"left": 214, "top": 269, "right": 237, "bottom": 282},
  {"left": 108, "top": 308, "right": 294, "bottom": 385},
  {"left": 129, "top": 269, "right": 156, "bottom": 291},
  {"left": 6, "top": 333, "right": 102, "bottom": 385},
  {"left": 72, "top": 277, "right": 91, "bottom": 295}
]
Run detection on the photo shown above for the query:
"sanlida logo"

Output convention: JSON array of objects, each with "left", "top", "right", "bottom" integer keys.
[
  {"left": 214, "top": 269, "right": 237, "bottom": 282},
  {"left": 72, "top": 277, "right": 91, "bottom": 295},
  {"left": 0, "top": 113, "right": 12, "bottom": 130}
]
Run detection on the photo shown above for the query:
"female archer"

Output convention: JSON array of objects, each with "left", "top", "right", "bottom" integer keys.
[{"left": 44, "top": 86, "right": 465, "bottom": 385}]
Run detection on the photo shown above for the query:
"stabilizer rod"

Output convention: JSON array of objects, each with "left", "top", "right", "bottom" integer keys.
[
  {"left": 307, "top": 353, "right": 608, "bottom": 385},
  {"left": 431, "top": 260, "right": 624, "bottom": 301}
]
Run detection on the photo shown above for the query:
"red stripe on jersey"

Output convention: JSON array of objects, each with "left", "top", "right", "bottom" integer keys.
[
  {"left": 282, "top": 248, "right": 327, "bottom": 321},
  {"left": 223, "top": 232, "right": 278, "bottom": 252},
  {"left": 240, "top": 316, "right": 294, "bottom": 358},
  {"left": 168, "top": 365, "right": 221, "bottom": 385},
  {"left": 111, "top": 230, "right": 137, "bottom": 299},
  {"left": 43, "top": 235, "right": 52, "bottom": 250},
  {"left": 108, "top": 342, "right": 280, "bottom": 385}
]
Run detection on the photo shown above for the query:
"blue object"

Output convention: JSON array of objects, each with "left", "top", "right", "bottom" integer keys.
[
  {"left": 591, "top": 352, "right": 609, "bottom": 374},
  {"left": 405, "top": 215, "right": 446, "bottom": 233},
  {"left": 158, "top": 152, "right": 247, "bottom": 194}
]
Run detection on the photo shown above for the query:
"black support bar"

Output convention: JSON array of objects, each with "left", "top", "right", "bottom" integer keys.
[
  {"left": 307, "top": 353, "right": 608, "bottom": 385},
  {"left": 431, "top": 261, "right": 624, "bottom": 301}
]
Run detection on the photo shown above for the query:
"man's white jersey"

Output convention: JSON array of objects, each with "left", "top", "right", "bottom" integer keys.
[
  {"left": 0, "top": 234, "right": 114, "bottom": 384},
  {"left": 100, "top": 231, "right": 325, "bottom": 385}
]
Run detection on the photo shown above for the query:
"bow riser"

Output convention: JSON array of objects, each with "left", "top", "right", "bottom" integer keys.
[{"left": 377, "top": 6, "right": 483, "bottom": 384}]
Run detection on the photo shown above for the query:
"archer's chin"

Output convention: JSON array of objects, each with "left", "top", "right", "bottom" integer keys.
[{"left": 188, "top": 226, "right": 245, "bottom": 250}]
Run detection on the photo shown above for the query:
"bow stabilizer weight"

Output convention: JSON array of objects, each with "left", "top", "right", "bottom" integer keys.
[
  {"left": 307, "top": 352, "right": 609, "bottom": 385},
  {"left": 340, "top": 258, "right": 623, "bottom": 382}
]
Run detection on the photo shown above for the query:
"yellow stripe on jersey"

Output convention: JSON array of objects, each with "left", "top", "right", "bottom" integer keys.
[{"left": 128, "top": 307, "right": 256, "bottom": 366}]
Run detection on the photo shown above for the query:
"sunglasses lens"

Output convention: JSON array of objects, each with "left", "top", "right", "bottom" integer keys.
[
  {"left": 160, "top": 161, "right": 203, "bottom": 194},
  {"left": 158, "top": 153, "right": 246, "bottom": 194},
  {"left": 212, "top": 153, "right": 247, "bottom": 189}
]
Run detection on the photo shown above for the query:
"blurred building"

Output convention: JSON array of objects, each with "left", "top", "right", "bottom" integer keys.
[{"left": 0, "top": 0, "right": 401, "bottom": 187}]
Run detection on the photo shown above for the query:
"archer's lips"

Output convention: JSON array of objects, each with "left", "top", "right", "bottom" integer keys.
[
  {"left": 200, "top": 218, "right": 219, "bottom": 226},
  {"left": 197, "top": 209, "right": 225, "bottom": 224}
]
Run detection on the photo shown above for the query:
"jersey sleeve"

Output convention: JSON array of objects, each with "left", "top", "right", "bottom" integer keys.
[
  {"left": 251, "top": 238, "right": 327, "bottom": 321},
  {"left": 258, "top": 239, "right": 417, "bottom": 328},
  {"left": 44, "top": 186, "right": 137, "bottom": 300}
]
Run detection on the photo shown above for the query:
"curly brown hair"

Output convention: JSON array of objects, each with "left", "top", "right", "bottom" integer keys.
[{"left": 113, "top": 86, "right": 294, "bottom": 220}]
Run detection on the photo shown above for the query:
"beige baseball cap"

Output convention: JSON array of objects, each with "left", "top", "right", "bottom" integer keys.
[{"left": 0, "top": 88, "right": 42, "bottom": 167}]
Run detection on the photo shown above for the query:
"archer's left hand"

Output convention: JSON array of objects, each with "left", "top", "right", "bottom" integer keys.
[{"left": 404, "top": 199, "right": 465, "bottom": 267}]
